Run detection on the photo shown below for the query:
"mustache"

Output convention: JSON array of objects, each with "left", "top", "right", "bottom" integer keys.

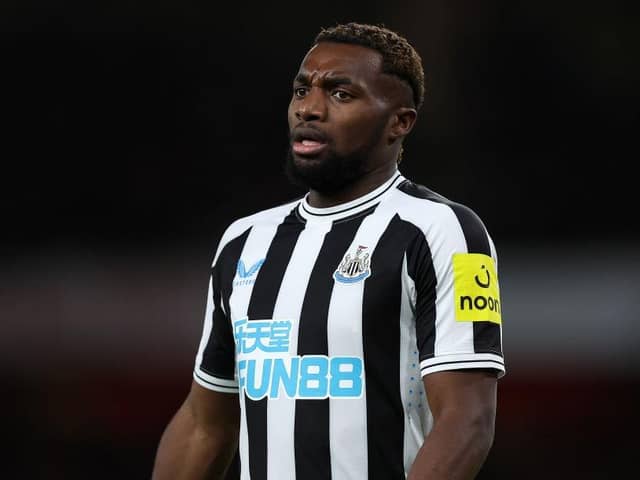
[{"left": 289, "top": 124, "right": 330, "bottom": 144}]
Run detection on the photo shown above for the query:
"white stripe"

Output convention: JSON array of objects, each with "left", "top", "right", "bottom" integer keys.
[
  {"left": 231, "top": 216, "right": 287, "bottom": 480},
  {"left": 420, "top": 352, "right": 504, "bottom": 369},
  {"left": 193, "top": 372, "right": 239, "bottom": 393},
  {"left": 399, "top": 254, "right": 426, "bottom": 474},
  {"left": 422, "top": 361, "right": 505, "bottom": 376},
  {"left": 420, "top": 352, "right": 505, "bottom": 377},
  {"left": 488, "top": 234, "right": 498, "bottom": 269},
  {"left": 267, "top": 220, "right": 332, "bottom": 480},
  {"left": 327, "top": 207, "right": 396, "bottom": 480},
  {"left": 238, "top": 385, "right": 250, "bottom": 480},
  {"left": 194, "top": 369, "right": 238, "bottom": 387}
]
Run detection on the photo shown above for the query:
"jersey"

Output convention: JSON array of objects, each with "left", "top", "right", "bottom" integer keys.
[{"left": 193, "top": 172, "right": 505, "bottom": 480}]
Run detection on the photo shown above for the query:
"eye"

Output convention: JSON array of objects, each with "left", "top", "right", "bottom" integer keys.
[
  {"left": 332, "top": 90, "right": 352, "bottom": 101},
  {"left": 294, "top": 87, "right": 308, "bottom": 98}
]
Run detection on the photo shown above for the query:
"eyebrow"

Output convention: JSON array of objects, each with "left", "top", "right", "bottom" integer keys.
[{"left": 294, "top": 73, "right": 354, "bottom": 88}]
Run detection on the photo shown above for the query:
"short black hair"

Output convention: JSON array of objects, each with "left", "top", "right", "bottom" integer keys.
[{"left": 314, "top": 22, "right": 425, "bottom": 110}]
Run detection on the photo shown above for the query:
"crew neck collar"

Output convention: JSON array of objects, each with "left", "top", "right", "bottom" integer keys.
[{"left": 297, "top": 172, "right": 404, "bottom": 223}]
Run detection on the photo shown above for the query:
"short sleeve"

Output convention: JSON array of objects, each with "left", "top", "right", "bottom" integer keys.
[
  {"left": 193, "top": 264, "right": 239, "bottom": 393},
  {"left": 410, "top": 204, "right": 506, "bottom": 379}
]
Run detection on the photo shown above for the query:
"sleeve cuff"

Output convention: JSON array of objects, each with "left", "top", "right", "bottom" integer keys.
[
  {"left": 193, "top": 368, "right": 239, "bottom": 393},
  {"left": 420, "top": 352, "right": 506, "bottom": 379}
]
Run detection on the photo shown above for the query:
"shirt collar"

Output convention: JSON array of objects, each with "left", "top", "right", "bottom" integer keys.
[{"left": 297, "top": 171, "right": 404, "bottom": 223}]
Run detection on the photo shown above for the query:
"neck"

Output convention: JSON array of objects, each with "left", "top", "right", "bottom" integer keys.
[{"left": 306, "top": 162, "right": 398, "bottom": 208}]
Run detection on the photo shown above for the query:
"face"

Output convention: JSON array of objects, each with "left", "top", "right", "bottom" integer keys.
[{"left": 286, "top": 42, "right": 399, "bottom": 193}]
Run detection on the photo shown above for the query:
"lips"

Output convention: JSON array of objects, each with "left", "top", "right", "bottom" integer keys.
[
  {"left": 293, "top": 139, "right": 327, "bottom": 156},
  {"left": 291, "top": 127, "right": 329, "bottom": 156}
]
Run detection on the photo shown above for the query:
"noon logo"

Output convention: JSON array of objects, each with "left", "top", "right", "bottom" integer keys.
[{"left": 453, "top": 253, "right": 502, "bottom": 324}]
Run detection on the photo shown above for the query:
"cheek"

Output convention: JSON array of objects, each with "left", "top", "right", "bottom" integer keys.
[{"left": 335, "top": 117, "right": 386, "bottom": 151}]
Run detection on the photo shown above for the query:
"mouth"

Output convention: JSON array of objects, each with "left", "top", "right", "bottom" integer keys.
[{"left": 291, "top": 127, "right": 329, "bottom": 157}]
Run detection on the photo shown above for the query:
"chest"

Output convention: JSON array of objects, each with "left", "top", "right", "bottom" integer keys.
[{"left": 224, "top": 218, "right": 414, "bottom": 355}]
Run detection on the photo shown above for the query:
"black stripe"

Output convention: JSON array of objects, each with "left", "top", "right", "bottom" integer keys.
[
  {"left": 244, "top": 209, "right": 305, "bottom": 480},
  {"left": 301, "top": 174, "right": 401, "bottom": 217},
  {"left": 294, "top": 215, "right": 366, "bottom": 480},
  {"left": 397, "top": 180, "right": 502, "bottom": 356},
  {"left": 406, "top": 227, "right": 437, "bottom": 363},
  {"left": 201, "top": 228, "right": 250, "bottom": 379},
  {"left": 363, "top": 215, "right": 414, "bottom": 480}
]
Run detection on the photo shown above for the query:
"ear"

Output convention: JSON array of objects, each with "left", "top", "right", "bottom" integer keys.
[{"left": 388, "top": 107, "right": 417, "bottom": 144}]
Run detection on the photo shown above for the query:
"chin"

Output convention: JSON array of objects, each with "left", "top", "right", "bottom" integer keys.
[
  {"left": 285, "top": 148, "right": 365, "bottom": 194},
  {"left": 287, "top": 148, "right": 327, "bottom": 174},
  {"left": 292, "top": 150, "right": 329, "bottom": 165}
]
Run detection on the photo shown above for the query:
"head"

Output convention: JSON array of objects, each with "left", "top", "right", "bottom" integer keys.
[{"left": 286, "top": 22, "right": 426, "bottom": 194}]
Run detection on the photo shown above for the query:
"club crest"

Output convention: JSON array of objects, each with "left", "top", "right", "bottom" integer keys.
[{"left": 334, "top": 245, "right": 371, "bottom": 284}]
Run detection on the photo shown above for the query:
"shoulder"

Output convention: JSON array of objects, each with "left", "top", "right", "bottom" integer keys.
[
  {"left": 211, "top": 197, "right": 302, "bottom": 266},
  {"left": 391, "top": 177, "right": 493, "bottom": 255}
]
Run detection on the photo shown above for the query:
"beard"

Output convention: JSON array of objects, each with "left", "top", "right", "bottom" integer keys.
[
  {"left": 284, "top": 146, "right": 368, "bottom": 194},
  {"left": 284, "top": 121, "right": 387, "bottom": 194}
]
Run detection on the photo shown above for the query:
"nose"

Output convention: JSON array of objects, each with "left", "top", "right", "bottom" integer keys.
[{"left": 295, "top": 88, "right": 326, "bottom": 122}]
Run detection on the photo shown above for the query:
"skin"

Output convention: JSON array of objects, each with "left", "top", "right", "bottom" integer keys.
[
  {"left": 151, "top": 41, "right": 498, "bottom": 480},
  {"left": 152, "top": 381, "right": 239, "bottom": 480},
  {"left": 287, "top": 41, "right": 417, "bottom": 207},
  {"left": 409, "top": 370, "right": 498, "bottom": 480}
]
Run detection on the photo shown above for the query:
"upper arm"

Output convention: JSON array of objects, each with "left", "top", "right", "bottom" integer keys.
[
  {"left": 423, "top": 369, "right": 497, "bottom": 429},
  {"left": 187, "top": 380, "right": 240, "bottom": 433},
  {"left": 410, "top": 369, "right": 497, "bottom": 479},
  {"left": 151, "top": 381, "right": 239, "bottom": 480}
]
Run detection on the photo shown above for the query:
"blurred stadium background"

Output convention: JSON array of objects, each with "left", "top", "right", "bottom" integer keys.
[{"left": 2, "top": 1, "right": 638, "bottom": 478}]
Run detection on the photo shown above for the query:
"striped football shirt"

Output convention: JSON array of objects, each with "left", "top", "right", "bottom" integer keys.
[{"left": 194, "top": 171, "right": 505, "bottom": 480}]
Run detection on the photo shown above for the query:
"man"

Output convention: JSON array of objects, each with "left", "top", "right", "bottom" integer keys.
[{"left": 152, "top": 22, "right": 505, "bottom": 480}]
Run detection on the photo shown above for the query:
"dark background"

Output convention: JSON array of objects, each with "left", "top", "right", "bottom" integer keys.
[{"left": 2, "top": 1, "right": 639, "bottom": 478}]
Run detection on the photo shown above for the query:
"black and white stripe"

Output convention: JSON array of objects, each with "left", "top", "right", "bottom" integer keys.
[
  {"left": 194, "top": 173, "right": 505, "bottom": 479},
  {"left": 395, "top": 179, "right": 505, "bottom": 376}
]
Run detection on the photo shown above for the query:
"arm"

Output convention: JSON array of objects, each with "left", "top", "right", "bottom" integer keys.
[
  {"left": 152, "top": 380, "right": 240, "bottom": 480},
  {"left": 408, "top": 369, "right": 497, "bottom": 480}
]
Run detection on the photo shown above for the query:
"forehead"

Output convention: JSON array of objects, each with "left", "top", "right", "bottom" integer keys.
[{"left": 296, "top": 42, "right": 384, "bottom": 84}]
